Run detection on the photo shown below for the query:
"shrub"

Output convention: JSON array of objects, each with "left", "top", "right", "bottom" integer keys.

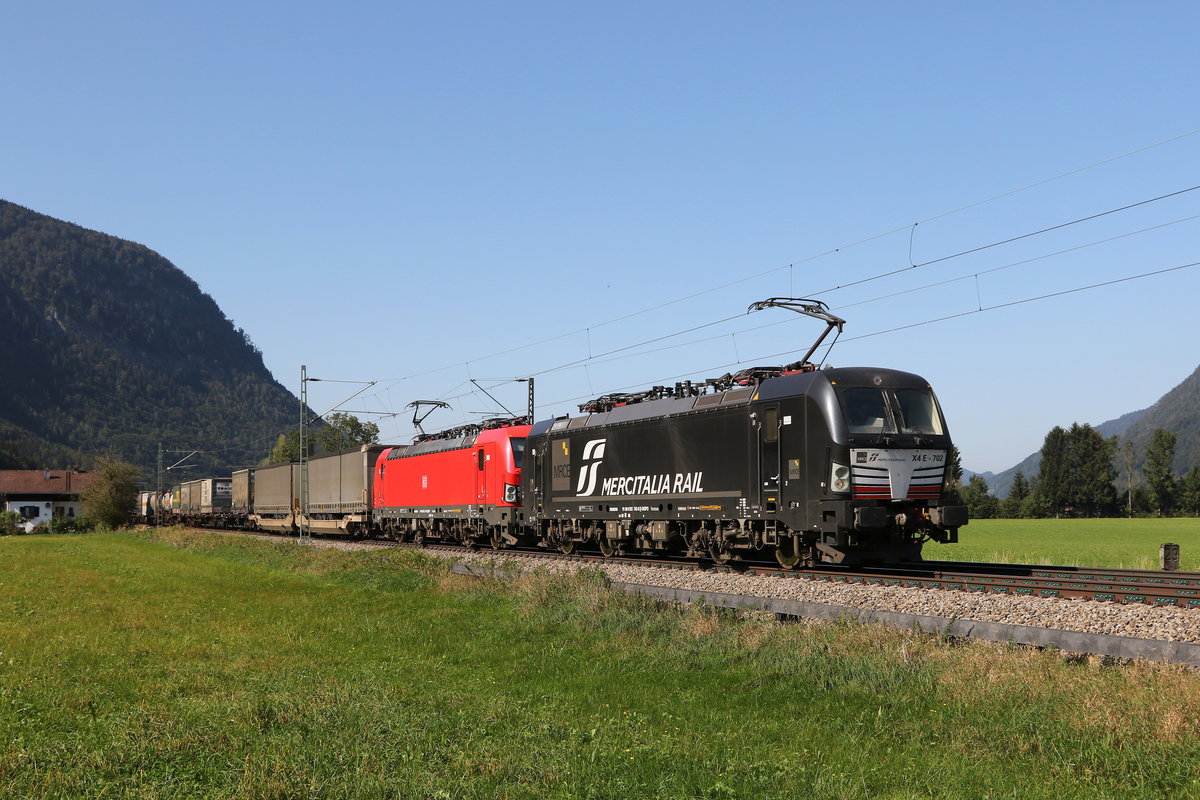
[{"left": 0, "top": 510, "right": 23, "bottom": 536}]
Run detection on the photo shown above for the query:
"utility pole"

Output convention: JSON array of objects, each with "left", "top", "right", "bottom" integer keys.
[
  {"left": 157, "top": 443, "right": 163, "bottom": 528},
  {"left": 523, "top": 377, "right": 535, "bottom": 421},
  {"left": 1124, "top": 440, "right": 1135, "bottom": 519},
  {"left": 299, "top": 365, "right": 309, "bottom": 542}
]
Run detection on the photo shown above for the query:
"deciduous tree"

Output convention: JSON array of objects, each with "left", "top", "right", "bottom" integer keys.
[
  {"left": 961, "top": 475, "right": 999, "bottom": 519},
  {"left": 314, "top": 412, "right": 380, "bottom": 454},
  {"left": 80, "top": 457, "right": 140, "bottom": 528}
]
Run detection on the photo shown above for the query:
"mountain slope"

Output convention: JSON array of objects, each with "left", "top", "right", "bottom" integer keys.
[
  {"left": 1120, "top": 364, "right": 1200, "bottom": 474},
  {"left": 0, "top": 200, "right": 297, "bottom": 477},
  {"left": 982, "top": 364, "right": 1198, "bottom": 497}
]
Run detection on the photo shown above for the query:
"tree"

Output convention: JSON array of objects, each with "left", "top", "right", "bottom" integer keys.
[
  {"left": 1036, "top": 426, "right": 1071, "bottom": 515},
  {"left": 943, "top": 445, "right": 964, "bottom": 503},
  {"left": 1122, "top": 440, "right": 1136, "bottom": 518},
  {"left": 1001, "top": 471, "right": 1030, "bottom": 518},
  {"left": 1181, "top": 466, "right": 1200, "bottom": 517},
  {"left": 960, "top": 475, "right": 999, "bottom": 519},
  {"left": 261, "top": 413, "right": 379, "bottom": 464},
  {"left": 80, "top": 457, "right": 140, "bottom": 528},
  {"left": 1066, "top": 424, "right": 1117, "bottom": 517},
  {"left": 1144, "top": 428, "right": 1177, "bottom": 517},
  {"left": 314, "top": 412, "right": 380, "bottom": 454},
  {"left": 263, "top": 429, "right": 312, "bottom": 465},
  {"left": 1009, "top": 471, "right": 1030, "bottom": 503},
  {"left": 1035, "top": 424, "right": 1117, "bottom": 517}
]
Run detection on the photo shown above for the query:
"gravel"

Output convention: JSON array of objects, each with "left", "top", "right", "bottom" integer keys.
[{"left": 257, "top": 533, "right": 1200, "bottom": 644}]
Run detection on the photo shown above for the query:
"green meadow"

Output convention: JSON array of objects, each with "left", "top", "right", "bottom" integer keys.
[
  {"left": 925, "top": 518, "right": 1200, "bottom": 570},
  {"left": 2, "top": 529, "right": 1200, "bottom": 799}
]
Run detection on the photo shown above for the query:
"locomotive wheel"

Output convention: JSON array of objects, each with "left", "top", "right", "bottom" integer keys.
[
  {"left": 489, "top": 531, "right": 504, "bottom": 550},
  {"left": 774, "top": 538, "right": 805, "bottom": 569},
  {"left": 558, "top": 539, "right": 576, "bottom": 555},
  {"left": 598, "top": 538, "right": 617, "bottom": 557},
  {"left": 413, "top": 531, "right": 427, "bottom": 547}
]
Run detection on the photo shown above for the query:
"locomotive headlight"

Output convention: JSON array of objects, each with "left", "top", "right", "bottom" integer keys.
[
  {"left": 504, "top": 483, "right": 519, "bottom": 504},
  {"left": 830, "top": 463, "right": 850, "bottom": 493}
]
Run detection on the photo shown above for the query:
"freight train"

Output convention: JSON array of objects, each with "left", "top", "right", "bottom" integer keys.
[{"left": 143, "top": 358, "right": 967, "bottom": 567}]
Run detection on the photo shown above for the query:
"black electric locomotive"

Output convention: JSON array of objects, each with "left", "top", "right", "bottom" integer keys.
[{"left": 520, "top": 363, "right": 966, "bottom": 567}]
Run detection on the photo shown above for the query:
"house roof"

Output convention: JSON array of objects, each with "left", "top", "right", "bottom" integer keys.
[{"left": 0, "top": 470, "right": 100, "bottom": 497}]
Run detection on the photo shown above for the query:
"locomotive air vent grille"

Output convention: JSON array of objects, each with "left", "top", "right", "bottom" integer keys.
[{"left": 851, "top": 463, "right": 944, "bottom": 501}]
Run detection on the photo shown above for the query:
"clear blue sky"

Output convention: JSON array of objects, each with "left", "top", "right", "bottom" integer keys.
[{"left": 3, "top": 1, "right": 1198, "bottom": 473}]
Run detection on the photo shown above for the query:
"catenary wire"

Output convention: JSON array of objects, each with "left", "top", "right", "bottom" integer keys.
[{"left": 363, "top": 130, "right": 1200, "bottom": 390}]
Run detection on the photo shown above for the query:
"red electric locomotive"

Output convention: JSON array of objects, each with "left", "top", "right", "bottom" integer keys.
[{"left": 372, "top": 417, "right": 531, "bottom": 548}]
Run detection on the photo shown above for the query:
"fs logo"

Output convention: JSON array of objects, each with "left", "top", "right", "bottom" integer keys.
[{"left": 575, "top": 438, "right": 607, "bottom": 496}]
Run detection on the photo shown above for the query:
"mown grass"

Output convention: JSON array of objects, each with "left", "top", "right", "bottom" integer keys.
[
  {"left": 925, "top": 518, "right": 1200, "bottom": 569},
  {"left": 2, "top": 529, "right": 1200, "bottom": 798}
]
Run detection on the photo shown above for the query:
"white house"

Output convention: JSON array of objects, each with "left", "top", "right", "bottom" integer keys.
[{"left": 0, "top": 470, "right": 98, "bottom": 532}]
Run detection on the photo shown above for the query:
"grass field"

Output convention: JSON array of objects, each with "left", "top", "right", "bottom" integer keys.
[
  {"left": 3, "top": 530, "right": 1200, "bottom": 799},
  {"left": 924, "top": 518, "right": 1200, "bottom": 570}
]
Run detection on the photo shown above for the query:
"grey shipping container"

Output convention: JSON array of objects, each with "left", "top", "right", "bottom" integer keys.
[
  {"left": 231, "top": 469, "right": 251, "bottom": 513},
  {"left": 298, "top": 444, "right": 389, "bottom": 534},
  {"left": 180, "top": 480, "right": 200, "bottom": 513},
  {"left": 252, "top": 462, "right": 299, "bottom": 515}
]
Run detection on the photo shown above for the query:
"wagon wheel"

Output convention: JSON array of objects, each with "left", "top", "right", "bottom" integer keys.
[
  {"left": 413, "top": 530, "right": 427, "bottom": 547},
  {"left": 774, "top": 537, "right": 805, "bottom": 569},
  {"left": 708, "top": 540, "right": 733, "bottom": 566},
  {"left": 598, "top": 537, "right": 618, "bottom": 557},
  {"left": 558, "top": 539, "right": 576, "bottom": 555}
]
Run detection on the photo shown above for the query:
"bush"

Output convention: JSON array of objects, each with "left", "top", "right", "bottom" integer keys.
[{"left": 0, "top": 510, "right": 23, "bottom": 536}]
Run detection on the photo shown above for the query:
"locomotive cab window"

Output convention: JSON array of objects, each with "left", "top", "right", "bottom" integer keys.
[
  {"left": 837, "top": 387, "right": 945, "bottom": 436},
  {"left": 510, "top": 437, "right": 526, "bottom": 469},
  {"left": 893, "top": 389, "right": 944, "bottom": 435}
]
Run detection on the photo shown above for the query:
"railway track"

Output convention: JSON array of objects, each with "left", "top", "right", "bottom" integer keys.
[{"left": 360, "top": 535, "right": 1200, "bottom": 609}]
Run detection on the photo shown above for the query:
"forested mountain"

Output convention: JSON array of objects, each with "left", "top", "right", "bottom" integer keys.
[
  {"left": 1120, "top": 364, "right": 1200, "bottom": 474},
  {"left": 981, "top": 364, "right": 1199, "bottom": 497},
  {"left": 981, "top": 407, "right": 1149, "bottom": 497},
  {"left": 0, "top": 200, "right": 297, "bottom": 478}
]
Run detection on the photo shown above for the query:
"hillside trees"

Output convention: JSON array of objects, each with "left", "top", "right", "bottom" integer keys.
[{"left": 0, "top": 200, "right": 297, "bottom": 476}]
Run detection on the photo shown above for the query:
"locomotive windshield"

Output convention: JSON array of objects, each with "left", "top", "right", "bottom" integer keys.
[
  {"left": 837, "top": 387, "right": 945, "bottom": 436},
  {"left": 510, "top": 437, "right": 526, "bottom": 468}
]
